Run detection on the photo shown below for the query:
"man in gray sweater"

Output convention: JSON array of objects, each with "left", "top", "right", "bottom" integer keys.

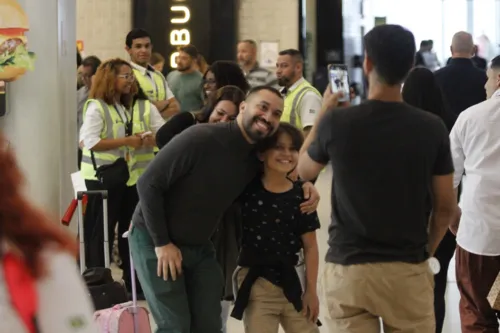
[{"left": 129, "top": 86, "right": 319, "bottom": 333}]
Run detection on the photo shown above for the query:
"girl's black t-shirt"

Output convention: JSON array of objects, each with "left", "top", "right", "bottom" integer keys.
[{"left": 239, "top": 178, "right": 320, "bottom": 286}]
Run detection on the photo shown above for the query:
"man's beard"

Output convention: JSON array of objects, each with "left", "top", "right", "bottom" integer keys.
[
  {"left": 278, "top": 75, "right": 293, "bottom": 87},
  {"left": 243, "top": 115, "right": 275, "bottom": 142},
  {"left": 177, "top": 65, "right": 189, "bottom": 72}
]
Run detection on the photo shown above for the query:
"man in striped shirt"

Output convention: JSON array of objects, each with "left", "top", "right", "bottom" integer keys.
[{"left": 237, "top": 40, "right": 279, "bottom": 88}]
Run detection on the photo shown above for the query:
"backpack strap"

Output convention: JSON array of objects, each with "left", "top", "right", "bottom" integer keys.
[{"left": 3, "top": 253, "right": 39, "bottom": 333}]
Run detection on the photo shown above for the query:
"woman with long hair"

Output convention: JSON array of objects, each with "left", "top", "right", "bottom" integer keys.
[
  {"left": 403, "top": 67, "right": 456, "bottom": 131},
  {"left": 79, "top": 58, "right": 163, "bottom": 297},
  {"left": 156, "top": 85, "right": 246, "bottom": 149},
  {"left": 203, "top": 60, "right": 250, "bottom": 99},
  {"left": 0, "top": 133, "right": 97, "bottom": 332},
  {"left": 402, "top": 66, "right": 457, "bottom": 333}
]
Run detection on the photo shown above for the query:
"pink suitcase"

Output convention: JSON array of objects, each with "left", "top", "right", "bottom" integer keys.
[{"left": 93, "top": 231, "right": 152, "bottom": 333}]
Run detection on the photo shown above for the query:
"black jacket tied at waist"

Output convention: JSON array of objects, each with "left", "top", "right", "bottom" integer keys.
[{"left": 230, "top": 249, "right": 302, "bottom": 320}]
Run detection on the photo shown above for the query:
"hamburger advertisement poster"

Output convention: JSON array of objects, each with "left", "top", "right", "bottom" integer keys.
[{"left": 0, "top": 0, "right": 36, "bottom": 115}]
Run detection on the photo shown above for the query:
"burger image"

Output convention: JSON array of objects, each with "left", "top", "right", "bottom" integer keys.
[{"left": 0, "top": 0, "right": 36, "bottom": 82}]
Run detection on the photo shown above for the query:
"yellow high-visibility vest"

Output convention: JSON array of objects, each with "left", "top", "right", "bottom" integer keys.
[
  {"left": 132, "top": 68, "right": 168, "bottom": 102},
  {"left": 127, "top": 99, "right": 155, "bottom": 186},
  {"left": 281, "top": 80, "right": 321, "bottom": 129},
  {"left": 80, "top": 99, "right": 130, "bottom": 181},
  {"left": 132, "top": 67, "right": 168, "bottom": 154}
]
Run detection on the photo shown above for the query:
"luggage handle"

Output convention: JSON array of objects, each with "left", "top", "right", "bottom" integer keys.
[
  {"left": 77, "top": 190, "right": 110, "bottom": 275},
  {"left": 122, "top": 230, "right": 140, "bottom": 333}
]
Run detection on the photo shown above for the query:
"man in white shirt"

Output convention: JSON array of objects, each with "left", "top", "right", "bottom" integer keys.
[
  {"left": 450, "top": 55, "right": 500, "bottom": 333},
  {"left": 276, "top": 49, "right": 322, "bottom": 138},
  {"left": 125, "top": 28, "right": 180, "bottom": 119}
]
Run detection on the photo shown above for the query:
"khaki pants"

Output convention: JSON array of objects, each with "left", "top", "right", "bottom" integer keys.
[
  {"left": 237, "top": 269, "right": 319, "bottom": 333},
  {"left": 321, "top": 261, "right": 435, "bottom": 333}
]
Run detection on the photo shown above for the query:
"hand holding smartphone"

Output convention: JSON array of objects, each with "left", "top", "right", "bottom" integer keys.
[
  {"left": 328, "top": 64, "right": 350, "bottom": 102},
  {"left": 140, "top": 131, "right": 153, "bottom": 139}
]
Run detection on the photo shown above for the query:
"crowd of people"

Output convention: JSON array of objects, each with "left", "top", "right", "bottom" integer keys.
[{"left": 1, "top": 21, "right": 499, "bottom": 333}]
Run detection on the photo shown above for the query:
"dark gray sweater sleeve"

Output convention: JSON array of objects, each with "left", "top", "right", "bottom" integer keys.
[{"left": 136, "top": 125, "right": 204, "bottom": 247}]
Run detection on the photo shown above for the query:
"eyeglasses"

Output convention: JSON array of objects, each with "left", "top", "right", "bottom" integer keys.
[
  {"left": 203, "top": 78, "right": 216, "bottom": 85},
  {"left": 117, "top": 74, "right": 136, "bottom": 82}
]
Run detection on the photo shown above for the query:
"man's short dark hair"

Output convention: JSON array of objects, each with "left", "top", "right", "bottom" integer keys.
[
  {"left": 81, "top": 56, "right": 102, "bottom": 76},
  {"left": 491, "top": 56, "right": 500, "bottom": 70},
  {"left": 126, "top": 28, "right": 151, "bottom": 48},
  {"left": 420, "top": 40, "right": 429, "bottom": 48},
  {"left": 240, "top": 40, "right": 257, "bottom": 48},
  {"left": 179, "top": 45, "right": 199, "bottom": 59},
  {"left": 278, "top": 49, "right": 304, "bottom": 63},
  {"left": 364, "top": 24, "right": 416, "bottom": 85},
  {"left": 247, "top": 86, "right": 283, "bottom": 100}
]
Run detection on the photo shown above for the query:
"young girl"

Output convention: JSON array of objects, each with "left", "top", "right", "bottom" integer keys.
[{"left": 231, "top": 122, "right": 321, "bottom": 333}]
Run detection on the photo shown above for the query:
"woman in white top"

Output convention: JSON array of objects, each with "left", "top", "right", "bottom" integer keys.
[
  {"left": 79, "top": 58, "right": 164, "bottom": 296},
  {"left": 0, "top": 132, "right": 97, "bottom": 333}
]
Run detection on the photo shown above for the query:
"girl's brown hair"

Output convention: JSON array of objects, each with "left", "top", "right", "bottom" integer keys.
[
  {"left": 256, "top": 122, "right": 304, "bottom": 154},
  {"left": 0, "top": 134, "right": 77, "bottom": 278},
  {"left": 89, "top": 58, "right": 138, "bottom": 108}
]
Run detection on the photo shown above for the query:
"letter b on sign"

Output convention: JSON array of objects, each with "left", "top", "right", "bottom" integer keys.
[{"left": 170, "top": 29, "right": 190, "bottom": 46}]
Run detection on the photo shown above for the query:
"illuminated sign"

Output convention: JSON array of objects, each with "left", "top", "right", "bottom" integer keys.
[
  {"left": 133, "top": 0, "right": 236, "bottom": 70},
  {"left": 77, "top": 40, "right": 84, "bottom": 52},
  {"left": 169, "top": 5, "right": 191, "bottom": 68}
]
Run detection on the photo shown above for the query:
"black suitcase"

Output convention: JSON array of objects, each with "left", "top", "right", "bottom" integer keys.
[{"left": 77, "top": 190, "right": 128, "bottom": 310}]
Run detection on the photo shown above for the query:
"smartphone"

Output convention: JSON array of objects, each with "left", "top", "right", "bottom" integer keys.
[
  {"left": 140, "top": 131, "right": 153, "bottom": 139},
  {"left": 328, "top": 64, "right": 350, "bottom": 102}
]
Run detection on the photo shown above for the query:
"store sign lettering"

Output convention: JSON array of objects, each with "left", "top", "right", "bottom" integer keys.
[{"left": 169, "top": 5, "right": 191, "bottom": 68}]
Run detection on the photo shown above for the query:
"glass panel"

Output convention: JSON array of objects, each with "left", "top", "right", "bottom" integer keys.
[
  {"left": 441, "top": 0, "right": 467, "bottom": 62},
  {"left": 473, "top": 0, "right": 497, "bottom": 60},
  {"left": 363, "top": 0, "right": 446, "bottom": 64}
]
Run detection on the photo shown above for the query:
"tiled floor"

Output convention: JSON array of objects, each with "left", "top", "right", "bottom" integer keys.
[{"left": 116, "top": 166, "right": 463, "bottom": 332}]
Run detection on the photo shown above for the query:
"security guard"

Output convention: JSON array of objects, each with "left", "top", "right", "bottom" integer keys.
[
  {"left": 276, "top": 49, "right": 322, "bottom": 138},
  {"left": 125, "top": 28, "right": 180, "bottom": 120}
]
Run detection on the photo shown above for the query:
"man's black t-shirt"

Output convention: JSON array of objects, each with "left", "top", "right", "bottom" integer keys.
[{"left": 307, "top": 100, "right": 454, "bottom": 265}]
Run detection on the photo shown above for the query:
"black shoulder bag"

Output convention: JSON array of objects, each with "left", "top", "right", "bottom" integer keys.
[{"left": 90, "top": 105, "right": 132, "bottom": 189}]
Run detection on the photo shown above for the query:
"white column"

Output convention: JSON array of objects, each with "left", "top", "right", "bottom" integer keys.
[
  {"left": 466, "top": 0, "right": 474, "bottom": 35},
  {"left": 0, "top": 0, "right": 77, "bottom": 231}
]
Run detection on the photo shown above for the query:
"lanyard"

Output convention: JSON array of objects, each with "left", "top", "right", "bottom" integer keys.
[{"left": 114, "top": 104, "right": 133, "bottom": 136}]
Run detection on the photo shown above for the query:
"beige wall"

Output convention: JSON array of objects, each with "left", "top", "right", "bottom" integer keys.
[
  {"left": 238, "top": 0, "right": 299, "bottom": 57},
  {"left": 77, "top": 0, "right": 132, "bottom": 61},
  {"left": 76, "top": 0, "right": 298, "bottom": 63}
]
